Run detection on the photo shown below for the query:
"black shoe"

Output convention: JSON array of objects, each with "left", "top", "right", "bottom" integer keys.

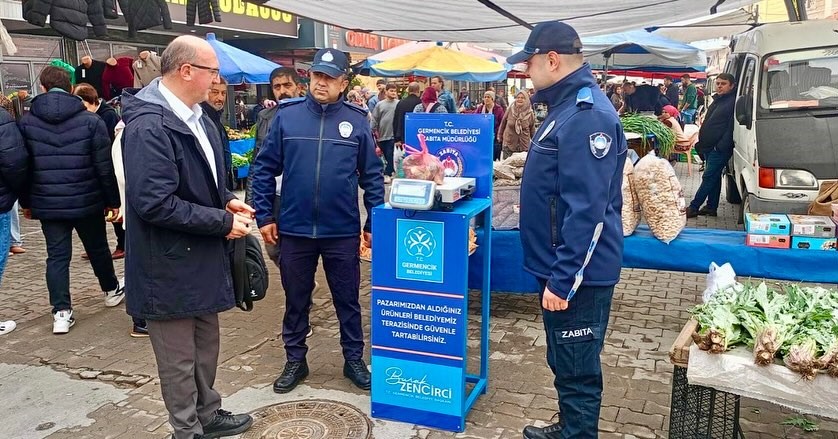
[
  {"left": 201, "top": 409, "right": 253, "bottom": 439},
  {"left": 344, "top": 359, "right": 371, "bottom": 390},
  {"left": 130, "top": 324, "right": 149, "bottom": 338},
  {"left": 273, "top": 360, "right": 308, "bottom": 393},
  {"left": 698, "top": 207, "right": 718, "bottom": 216},
  {"left": 522, "top": 421, "right": 563, "bottom": 439},
  {"left": 686, "top": 206, "right": 700, "bottom": 218}
]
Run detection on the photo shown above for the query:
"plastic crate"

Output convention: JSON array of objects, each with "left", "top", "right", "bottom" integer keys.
[{"left": 668, "top": 365, "right": 744, "bottom": 439}]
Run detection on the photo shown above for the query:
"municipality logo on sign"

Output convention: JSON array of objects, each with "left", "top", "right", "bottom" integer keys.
[
  {"left": 385, "top": 367, "right": 453, "bottom": 400},
  {"left": 396, "top": 219, "right": 444, "bottom": 283},
  {"left": 404, "top": 226, "right": 437, "bottom": 258}
]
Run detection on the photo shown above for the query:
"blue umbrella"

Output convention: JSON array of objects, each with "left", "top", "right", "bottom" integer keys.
[
  {"left": 205, "top": 33, "right": 281, "bottom": 84},
  {"left": 582, "top": 31, "right": 706, "bottom": 72}
]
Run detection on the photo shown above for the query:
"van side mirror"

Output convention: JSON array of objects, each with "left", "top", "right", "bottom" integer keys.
[{"left": 735, "top": 95, "right": 753, "bottom": 129}]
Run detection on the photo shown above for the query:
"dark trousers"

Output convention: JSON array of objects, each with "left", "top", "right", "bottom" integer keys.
[
  {"left": 112, "top": 222, "right": 125, "bottom": 250},
  {"left": 539, "top": 280, "right": 614, "bottom": 438},
  {"left": 690, "top": 149, "right": 731, "bottom": 211},
  {"left": 380, "top": 139, "right": 396, "bottom": 176},
  {"left": 148, "top": 314, "right": 222, "bottom": 439},
  {"left": 41, "top": 215, "right": 118, "bottom": 314},
  {"left": 279, "top": 234, "right": 363, "bottom": 362}
]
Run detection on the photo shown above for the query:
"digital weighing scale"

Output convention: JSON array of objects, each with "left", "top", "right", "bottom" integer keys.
[{"left": 388, "top": 177, "right": 476, "bottom": 211}]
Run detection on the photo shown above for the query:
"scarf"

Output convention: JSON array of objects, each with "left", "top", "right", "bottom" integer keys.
[
  {"left": 507, "top": 92, "right": 534, "bottom": 135},
  {"left": 421, "top": 87, "right": 437, "bottom": 105}
]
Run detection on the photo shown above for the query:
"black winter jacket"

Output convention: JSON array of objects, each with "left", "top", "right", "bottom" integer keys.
[
  {"left": 0, "top": 109, "right": 29, "bottom": 214},
  {"left": 187, "top": 0, "right": 221, "bottom": 25},
  {"left": 200, "top": 102, "right": 234, "bottom": 190},
  {"left": 23, "top": 0, "right": 107, "bottom": 41},
  {"left": 96, "top": 100, "right": 120, "bottom": 142},
  {"left": 117, "top": 0, "right": 172, "bottom": 38},
  {"left": 695, "top": 92, "right": 736, "bottom": 156},
  {"left": 120, "top": 79, "right": 236, "bottom": 320},
  {"left": 18, "top": 91, "right": 120, "bottom": 220}
]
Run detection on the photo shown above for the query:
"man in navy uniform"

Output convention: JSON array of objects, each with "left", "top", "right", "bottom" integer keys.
[
  {"left": 509, "top": 21, "right": 627, "bottom": 439},
  {"left": 251, "top": 48, "right": 385, "bottom": 394}
]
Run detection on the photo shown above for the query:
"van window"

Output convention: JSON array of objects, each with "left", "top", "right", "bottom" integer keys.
[
  {"left": 740, "top": 58, "right": 756, "bottom": 99},
  {"left": 725, "top": 53, "right": 746, "bottom": 81},
  {"left": 762, "top": 47, "right": 838, "bottom": 110}
]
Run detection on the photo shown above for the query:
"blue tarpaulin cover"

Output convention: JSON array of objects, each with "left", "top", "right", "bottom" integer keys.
[
  {"left": 583, "top": 31, "right": 706, "bottom": 72},
  {"left": 469, "top": 226, "right": 838, "bottom": 293},
  {"left": 206, "top": 33, "right": 281, "bottom": 84}
]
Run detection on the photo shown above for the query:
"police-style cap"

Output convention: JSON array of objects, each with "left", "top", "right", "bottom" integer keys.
[
  {"left": 311, "top": 49, "right": 349, "bottom": 78},
  {"left": 507, "top": 21, "right": 583, "bottom": 64}
]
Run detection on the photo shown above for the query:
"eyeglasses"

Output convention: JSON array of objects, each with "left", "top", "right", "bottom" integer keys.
[{"left": 187, "top": 63, "right": 221, "bottom": 79}]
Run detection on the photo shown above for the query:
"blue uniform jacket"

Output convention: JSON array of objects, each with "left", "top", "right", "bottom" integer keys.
[
  {"left": 251, "top": 93, "right": 385, "bottom": 237},
  {"left": 520, "top": 64, "right": 627, "bottom": 301}
]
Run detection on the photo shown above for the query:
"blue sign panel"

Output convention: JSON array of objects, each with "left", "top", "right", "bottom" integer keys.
[
  {"left": 372, "top": 288, "right": 465, "bottom": 359},
  {"left": 372, "top": 356, "right": 464, "bottom": 417},
  {"left": 405, "top": 113, "right": 495, "bottom": 200},
  {"left": 396, "top": 219, "right": 444, "bottom": 283}
]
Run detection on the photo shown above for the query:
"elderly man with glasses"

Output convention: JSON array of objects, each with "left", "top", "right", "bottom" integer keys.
[{"left": 120, "top": 35, "right": 254, "bottom": 439}]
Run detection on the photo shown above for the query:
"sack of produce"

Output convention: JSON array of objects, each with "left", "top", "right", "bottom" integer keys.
[
  {"left": 621, "top": 159, "right": 641, "bottom": 236},
  {"left": 402, "top": 133, "right": 444, "bottom": 184},
  {"left": 493, "top": 163, "right": 517, "bottom": 180},
  {"left": 503, "top": 151, "right": 528, "bottom": 168},
  {"left": 633, "top": 152, "right": 686, "bottom": 243}
]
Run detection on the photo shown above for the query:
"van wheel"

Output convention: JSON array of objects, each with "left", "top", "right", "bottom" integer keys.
[
  {"left": 725, "top": 169, "right": 741, "bottom": 204},
  {"left": 737, "top": 193, "right": 749, "bottom": 227}
]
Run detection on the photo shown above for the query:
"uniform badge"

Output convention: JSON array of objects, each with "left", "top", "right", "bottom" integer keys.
[
  {"left": 322, "top": 51, "right": 334, "bottom": 62},
  {"left": 589, "top": 132, "right": 612, "bottom": 159},
  {"left": 537, "top": 120, "right": 555, "bottom": 142},
  {"left": 339, "top": 121, "right": 353, "bottom": 138}
]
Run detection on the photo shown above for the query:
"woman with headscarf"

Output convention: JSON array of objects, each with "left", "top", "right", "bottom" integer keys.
[
  {"left": 659, "top": 105, "right": 696, "bottom": 152},
  {"left": 413, "top": 86, "right": 448, "bottom": 113},
  {"left": 476, "top": 90, "right": 505, "bottom": 160},
  {"left": 498, "top": 91, "right": 535, "bottom": 159}
]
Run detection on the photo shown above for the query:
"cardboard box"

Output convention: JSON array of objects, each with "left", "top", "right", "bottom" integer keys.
[
  {"left": 744, "top": 213, "right": 790, "bottom": 235},
  {"left": 787, "top": 215, "right": 836, "bottom": 238},
  {"left": 791, "top": 236, "right": 838, "bottom": 251},
  {"left": 746, "top": 234, "right": 791, "bottom": 249}
]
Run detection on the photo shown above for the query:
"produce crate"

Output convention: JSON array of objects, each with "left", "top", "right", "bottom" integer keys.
[{"left": 668, "top": 319, "right": 744, "bottom": 439}]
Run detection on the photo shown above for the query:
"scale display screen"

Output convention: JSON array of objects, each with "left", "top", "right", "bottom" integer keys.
[{"left": 389, "top": 179, "right": 436, "bottom": 210}]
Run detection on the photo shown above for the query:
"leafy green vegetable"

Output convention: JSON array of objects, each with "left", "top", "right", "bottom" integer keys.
[
  {"left": 231, "top": 153, "right": 249, "bottom": 168},
  {"left": 620, "top": 113, "right": 677, "bottom": 158},
  {"left": 782, "top": 415, "right": 819, "bottom": 432}
]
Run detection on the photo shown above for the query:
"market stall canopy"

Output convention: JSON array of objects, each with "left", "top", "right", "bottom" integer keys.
[
  {"left": 369, "top": 45, "right": 508, "bottom": 81},
  {"left": 646, "top": 8, "right": 758, "bottom": 43},
  {"left": 353, "top": 41, "right": 507, "bottom": 75},
  {"left": 206, "top": 33, "right": 281, "bottom": 84},
  {"left": 583, "top": 31, "right": 707, "bottom": 72},
  {"left": 258, "top": 0, "right": 756, "bottom": 43}
]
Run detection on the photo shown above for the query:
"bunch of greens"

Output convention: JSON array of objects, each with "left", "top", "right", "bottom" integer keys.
[
  {"left": 620, "top": 113, "right": 677, "bottom": 157},
  {"left": 691, "top": 282, "right": 838, "bottom": 381},
  {"left": 231, "top": 153, "right": 249, "bottom": 169}
]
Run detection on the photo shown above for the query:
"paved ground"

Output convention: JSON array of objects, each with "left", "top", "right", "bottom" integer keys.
[{"left": 1, "top": 160, "right": 837, "bottom": 439}]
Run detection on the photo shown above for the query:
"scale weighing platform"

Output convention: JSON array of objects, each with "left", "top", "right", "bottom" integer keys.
[{"left": 389, "top": 177, "right": 476, "bottom": 211}]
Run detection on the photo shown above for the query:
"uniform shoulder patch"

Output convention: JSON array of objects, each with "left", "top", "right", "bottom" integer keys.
[
  {"left": 343, "top": 100, "right": 369, "bottom": 115},
  {"left": 589, "top": 132, "right": 612, "bottom": 159},
  {"left": 576, "top": 87, "right": 594, "bottom": 107},
  {"left": 278, "top": 97, "right": 305, "bottom": 108}
]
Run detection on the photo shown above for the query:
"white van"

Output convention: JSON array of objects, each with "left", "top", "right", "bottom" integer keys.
[{"left": 724, "top": 20, "right": 838, "bottom": 221}]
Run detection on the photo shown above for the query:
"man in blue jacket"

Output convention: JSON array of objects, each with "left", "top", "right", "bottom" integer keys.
[
  {"left": 121, "top": 36, "right": 254, "bottom": 439},
  {"left": 17, "top": 66, "right": 124, "bottom": 335},
  {"left": 251, "top": 48, "right": 385, "bottom": 394},
  {"left": 509, "top": 21, "right": 627, "bottom": 439}
]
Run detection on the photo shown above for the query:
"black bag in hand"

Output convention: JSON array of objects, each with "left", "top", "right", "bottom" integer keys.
[{"left": 232, "top": 234, "right": 269, "bottom": 311}]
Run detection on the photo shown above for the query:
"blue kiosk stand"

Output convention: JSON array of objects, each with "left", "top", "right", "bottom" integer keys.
[{"left": 370, "top": 113, "right": 494, "bottom": 432}]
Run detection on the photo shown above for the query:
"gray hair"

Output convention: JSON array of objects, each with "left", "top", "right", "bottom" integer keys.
[
  {"left": 161, "top": 38, "right": 199, "bottom": 76},
  {"left": 408, "top": 81, "right": 421, "bottom": 93}
]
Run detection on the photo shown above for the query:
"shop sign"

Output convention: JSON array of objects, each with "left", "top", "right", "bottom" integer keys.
[
  {"left": 396, "top": 219, "right": 444, "bottom": 283},
  {"left": 164, "top": 0, "right": 298, "bottom": 37},
  {"left": 326, "top": 24, "right": 409, "bottom": 54}
]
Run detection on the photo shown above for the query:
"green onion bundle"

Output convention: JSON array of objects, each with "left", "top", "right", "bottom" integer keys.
[{"left": 620, "top": 113, "right": 676, "bottom": 158}]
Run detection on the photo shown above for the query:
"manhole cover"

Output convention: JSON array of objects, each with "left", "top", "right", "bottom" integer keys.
[{"left": 241, "top": 399, "right": 373, "bottom": 439}]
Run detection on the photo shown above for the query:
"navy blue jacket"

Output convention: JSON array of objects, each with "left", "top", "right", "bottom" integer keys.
[
  {"left": 520, "top": 64, "right": 627, "bottom": 300},
  {"left": 120, "top": 78, "right": 237, "bottom": 320},
  {"left": 0, "top": 109, "right": 28, "bottom": 213},
  {"left": 251, "top": 94, "right": 385, "bottom": 237},
  {"left": 18, "top": 91, "right": 120, "bottom": 220},
  {"left": 695, "top": 92, "right": 736, "bottom": 156},
  {"left": 96, "top": 100, "right": 120, "bottom": 142}
]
